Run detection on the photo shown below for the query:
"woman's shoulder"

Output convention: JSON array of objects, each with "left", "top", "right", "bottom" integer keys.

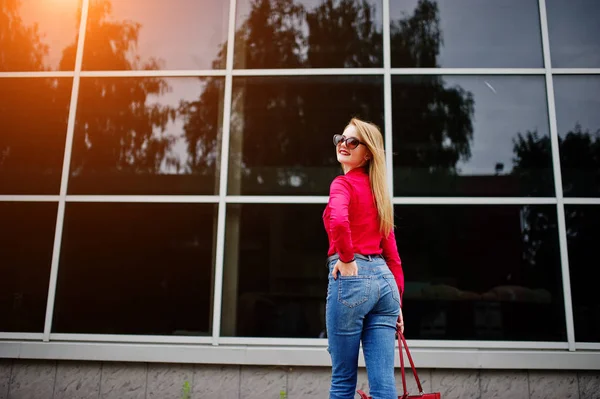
[{"left": 329, "top": 174, "right": 353, "bottom": 193}]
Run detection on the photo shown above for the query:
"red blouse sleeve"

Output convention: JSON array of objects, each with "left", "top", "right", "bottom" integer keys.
[
  {"left": 381, "top": 228, "right": 405, "bottom": 303},
  {"left": 327, "top": 176, "right": 355, "bottom": 263}
]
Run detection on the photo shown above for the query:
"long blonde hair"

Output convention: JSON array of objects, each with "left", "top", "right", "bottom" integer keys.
[{"left": 348, "top": 117, "right": 394, "bottom": 237}]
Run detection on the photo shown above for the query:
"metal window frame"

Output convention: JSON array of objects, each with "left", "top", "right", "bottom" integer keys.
[{"left": 1, "top": 0, "right": 600, "bottom": 368}]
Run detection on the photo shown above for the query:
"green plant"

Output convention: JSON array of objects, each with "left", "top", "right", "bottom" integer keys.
[{"left": 181, "top": 381, "right": 191, "bottom": 399}]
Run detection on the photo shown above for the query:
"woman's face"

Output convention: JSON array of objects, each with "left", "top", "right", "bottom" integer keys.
[{"left": 335, "top": 125, "right": 369, "bottom": 172}]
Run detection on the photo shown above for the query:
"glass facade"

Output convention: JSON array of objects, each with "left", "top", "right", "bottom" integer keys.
[{"left": 1, "top": 0, "right": 599, "bottom": 352}]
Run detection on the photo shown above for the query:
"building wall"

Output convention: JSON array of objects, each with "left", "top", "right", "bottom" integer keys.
[
  {"left": 2, "top": 0, "right": 600, "bottom": 388},
  {"left": 1, "top": 360, "right": 599, "bottom": 399}
]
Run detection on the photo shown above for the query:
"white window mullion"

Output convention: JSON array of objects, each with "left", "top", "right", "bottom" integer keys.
[
  {"left": 539, "top": 0, "right": 576, "bottom": 352},
  {"left": 42, "top": 0, "right": 91, "bottom": 342},
  {"left": 211, "top": 0, "right": 238, "bottom": 346}
]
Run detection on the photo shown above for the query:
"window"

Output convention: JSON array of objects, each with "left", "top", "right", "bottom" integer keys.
[
  {"left": 222, "top": 204, "right": 328, "bottom": 338},
  {"left": 546, "top": 0, "right": 600, "bottom": 68},
  {"left": 392, "top": 75, "right": 554, "bottom": 197},
  {"left": 69, "top": 77, "right": 224, "bottom": 195},
  {"left": 0, "top": 78, "right": 72, "bottom": 195},
  {"left": 553, "top": 75, "right": 600, "bottom": 197},
  {"left": 83, "top": 0, "right": 229, "bottom": 70},
  {"left": 234, "top": 0, "right": 383, "bottom": 68},
  {"left": 228, "top": 76, "right": 384, "bottom": 195},
  {"left": 396, "top": 205, "right": 566, "bottom": 341},
  {"left": 390, "top": 0, "right": 542, "bottom": 68},
  {"left": 53, "top": 203, "right": 217, "bottom": 335},
  {"left": 565, "top": 205, "right": 600, "bottom": 342},
  {"left": 0, "top": 0, "right": 81, "bottom": 71},
  {"left": 0, "top": 202, "right": 57, "bottom": 332}
]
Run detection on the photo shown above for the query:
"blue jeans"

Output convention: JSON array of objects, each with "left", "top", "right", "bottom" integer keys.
[{"left": 326, "top": 256, "right": 401, "bottom": 399}]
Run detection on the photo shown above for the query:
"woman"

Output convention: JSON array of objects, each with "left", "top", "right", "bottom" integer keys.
[{"left": 323, "top": 117, "right": 404, "bottom": 399}]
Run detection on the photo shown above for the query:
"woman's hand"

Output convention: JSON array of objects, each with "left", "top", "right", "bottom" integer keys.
[
  {"left": 397, "top": 308, "right": 404, "bottom": 334},
  {"left": 331, "top": 259, "right": 358, "bottom": 279}
]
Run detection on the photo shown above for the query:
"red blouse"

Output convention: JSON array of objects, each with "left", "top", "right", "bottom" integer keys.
[{"left": 323, "top": 167, "right": 405, "bottom": 297}]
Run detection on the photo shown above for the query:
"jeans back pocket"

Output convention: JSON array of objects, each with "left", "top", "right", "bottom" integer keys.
[
  {"left": 382, "top": 274, "right": 400, "bottom": 305},
  {"left": 338, "top": 276, "right": 371, "bottom": 308}
]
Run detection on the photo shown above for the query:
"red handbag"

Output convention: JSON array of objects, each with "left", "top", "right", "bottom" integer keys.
[{"left": 357, "top": 331, "right": 441, "bottom": 399}]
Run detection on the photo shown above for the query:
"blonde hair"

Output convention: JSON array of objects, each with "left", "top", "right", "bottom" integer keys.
[{"left": 348, "top": 117, "right": 394, "bottom": 237}]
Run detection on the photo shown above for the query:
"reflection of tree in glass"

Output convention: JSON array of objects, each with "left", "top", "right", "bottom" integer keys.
[
  {"left": 0, "top": 0, "right": 50, "bottom": 71},
  {"left": 233, "top": 0, "right": 382, "bottom": 68},
  {"left": 178, "top": 78, "right": 224, "bottom": 175},
  {"left": 512, "top": 124, "right": 600, "bottom": 197},
  {"left": 306, "top": 0, "right": 382, "bottom": 67},
  {"left": 186, "top": 0, "right": 387, "bottom": 194},
  {"left": 512, "top": 124, "right": 600, "bottom": 295},
  {"left": 0, "top": 0, "right": 71, "bottom": 190},
  {"left": 234, "top": 0, "right": 305, "bottom": 69},
  {"left": 67, "top": 0, "right": 177, "bottom": 176},
  {"left": 391, "top": 1, "right": 474, "bottom": 192},
  {"left": 390, "top": 0, "right": 441, "bottom": 68},
  {"left": 81, "top": 0, "right": 162, "bottom": 71}
]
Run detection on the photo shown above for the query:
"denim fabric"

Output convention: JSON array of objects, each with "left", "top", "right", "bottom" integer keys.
[{"left": 326, "top": 257, "right": 401, "bottom": 399}]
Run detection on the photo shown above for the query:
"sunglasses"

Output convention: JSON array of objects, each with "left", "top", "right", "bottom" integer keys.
[{"left": 333, "top": 134, "right": 365, "bottom": 150}]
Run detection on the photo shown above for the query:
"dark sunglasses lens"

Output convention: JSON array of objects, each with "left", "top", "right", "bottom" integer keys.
[
  {"left": 333, "top": 134, "right": 343, "bottom": 146},
  {"left": 346, "top": 137, "right": 359, "bottom": 149}
]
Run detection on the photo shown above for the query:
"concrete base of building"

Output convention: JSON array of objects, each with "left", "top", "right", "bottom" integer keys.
[{"left": 1, "top": 359, "right": 599, "bottom": 399}]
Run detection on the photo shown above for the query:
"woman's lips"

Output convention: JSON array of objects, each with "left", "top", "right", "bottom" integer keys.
[{"left": 339, "top": 150, "right": 350, "bottom": 156}]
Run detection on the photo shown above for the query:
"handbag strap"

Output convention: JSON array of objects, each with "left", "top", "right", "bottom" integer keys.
[{"left": 398, "top": 330, "right": 424, "bottom": 397}]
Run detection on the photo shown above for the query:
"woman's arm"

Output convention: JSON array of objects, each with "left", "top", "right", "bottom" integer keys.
[{"left": 328, "top": 176, "right": 355, "bottom": 262}]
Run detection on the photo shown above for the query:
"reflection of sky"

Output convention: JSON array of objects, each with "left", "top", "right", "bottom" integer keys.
[
  {"left": 546, "top": 0, "right": 600, "bottom": 67},
  {"left": 144, "top": 78, "right": 221, "bottom": 174},
  {"left": 449, "top": 76, "right": 548, "bottom": 175},
  {"left": 88, "top": 0, "right": 229, "bottom": 70},
  {"left": 19, "top": 0, "right": 81, "bottom": 69},
  {"left": 554, "top": 76, "right": 600, "bottom": 137},
  {"left": 390, "top": 0, "right": 542, "bottom": 67}
]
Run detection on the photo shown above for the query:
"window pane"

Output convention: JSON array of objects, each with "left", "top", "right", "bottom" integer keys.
[
  {"left": 392, "top": 75, "right": 554, "bottom": 197},
  {"left": 546, "top": 0, "right": 600, "bottom": 68},
  {"left": 0, "top": 78, "right": 72, "bottom": 195},
  {"left": 565, "top": 205, "right": 600, "bottom": 342},
  {"left": 0, "top": 0, "right": 81, "bottom": 71},
  {"left": 229, "top": 76, "right": 384, "bottom": 195},
  {"left": 234, "top": 0, "right": 383, "bottom": 68},
  {"left": 397, "top": 205, "right": 565, "bottom": 341},
  {"left": 82, "top": 0, "right": 229, "bottom": 70},
  {"left": 553, "top": 76, "right": 600, "bottom": 198},
  {"left": 390, "top": 0, "right": 542, "bottom": 68},
  {"left": 222, "top": 204, "right": 328, "bottom": 338},
  {"left": 0, "top": 202, "right": 57, "bottom": 333},
  {"left": 53, "top": 203, "right": 217, "bottom": 335},
  {"left": 69, "top": 77, "right": 223, "bottom": 195}
]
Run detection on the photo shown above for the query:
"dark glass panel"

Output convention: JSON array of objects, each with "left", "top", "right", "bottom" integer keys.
[
  {"left": 565, "top": 205, "right": 600, "bottom": 342},
  {"left": 0, "top": 202, "right": 57, "bottom": 332},
  {"left": 0, "top": 78, "right": 72, "bottom": 194},
  {"left": 53, "top": 203, "right": 217, "bottom": 335},
  {"left": 221, "top": 204, "right": 328, "bottom": 338},
  {"left": 553, "top": 76, "right": 600, "bottom": 197},
  {"left": 397, "top": 205, "right": 565, "bottom": 341}
]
